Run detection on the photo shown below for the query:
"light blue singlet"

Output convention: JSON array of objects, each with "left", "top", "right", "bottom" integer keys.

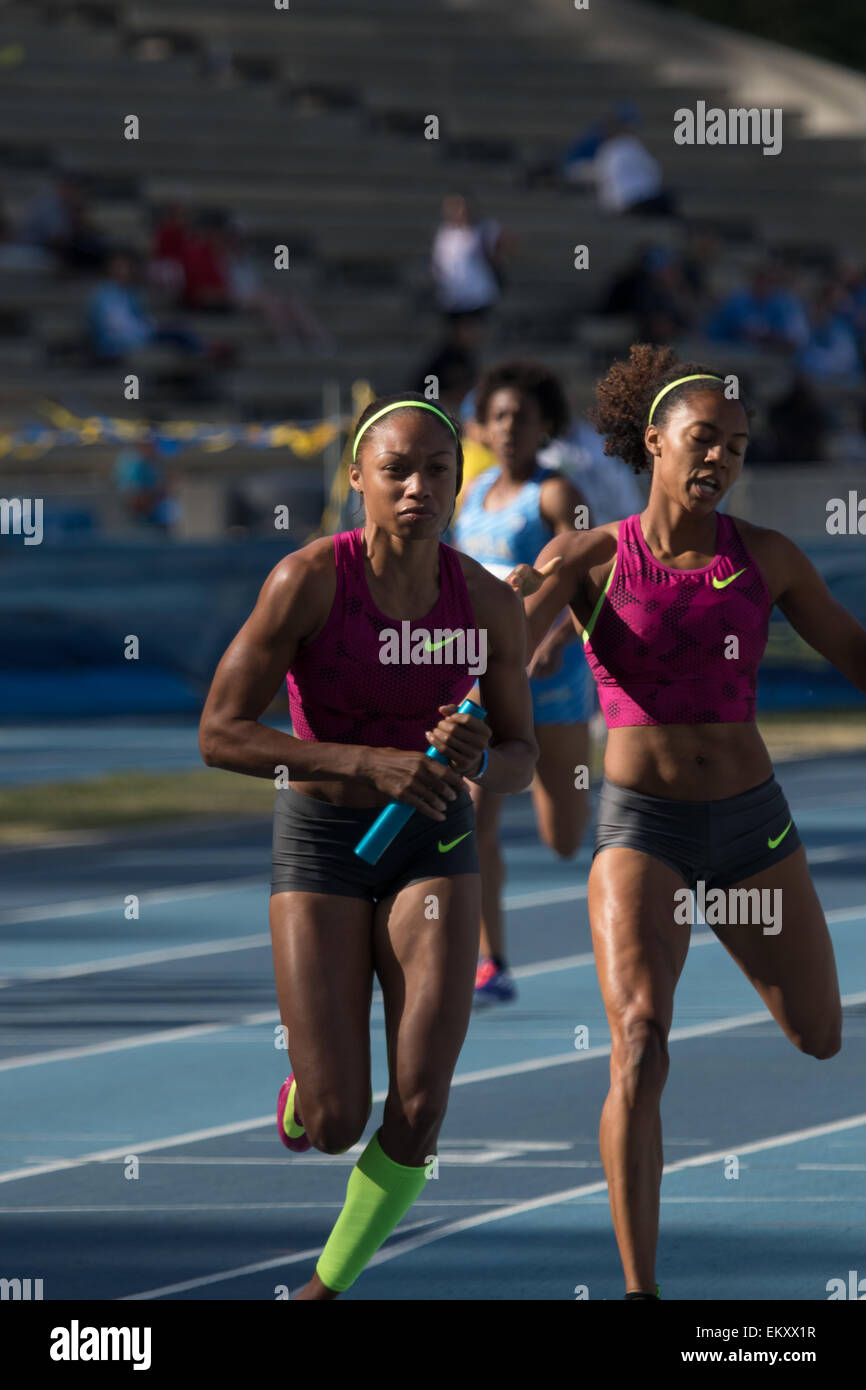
[{"left": 453, "top": 462, "right": 595, "bottom": 724}]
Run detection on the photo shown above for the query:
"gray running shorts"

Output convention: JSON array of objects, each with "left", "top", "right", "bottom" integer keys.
[
  {"left": 593, "top": 774, "right": 801, "bottom": 890},
  {"left": 271, "top": 782, "right": 479, "bottom": 901}
]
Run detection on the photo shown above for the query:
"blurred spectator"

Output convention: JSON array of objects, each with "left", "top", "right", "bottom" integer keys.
[
  {"left": 177, "top": 210, "right": 233, "bottom": 312},
  {"left": 836, "top": 260, "right": 866, "bottom": 355},
  {"left": 705, "top": 265, "right": 809, "bottom": 352},
  {"left": 410, "top": 316, "right": 480, "bottom": 413},
  {"left": 598, "top": 244, "right": 696, "bottom": 342},
  {"left": 113, "top": 441, "right": 181, "bottom": 531},
  {"left": 221, "top": 222, "right": 335, "bottom": 354},
  {"left": 87, "top": 250, "right": 204, "bottom": 362},
  {"left": 0, "top": 203, "right": 54, "bottom": 272},
  {"left": 680, "top": 228, "right": 720, "bottom": 303},
  {"left": 21, "top": 176, "right": 108, "bottom": 271},
  {"left": 430, "top": 193, "right": 511, "bottom": 321},
  {"left": 764, "top": 373, "right": 830, "bottom": 464},
  {"left": 151, "top": 208, "right": 334, "bottom": 353},
  {"left": 523, "top": 101, "right": 641, "bottom": 191},
  {"left": 149, "top": 203, "right": 189, "bottom": 295},
  {"left": 593, "top": 116, "right": 676, "bottom": 217},
  {"left": 798, "top": 284, "right": 863, "bottom": 383}
]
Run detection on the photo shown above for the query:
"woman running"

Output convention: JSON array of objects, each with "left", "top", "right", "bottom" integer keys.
[
  {"left": 508, "top": 343, "right": 861, "bottom": 1299},
  {"left": 198, "top": 392, "right": 537, "bottom": 1299},
  {"left": 453, "top": 360, "right": 596, "bottom": 1002}
]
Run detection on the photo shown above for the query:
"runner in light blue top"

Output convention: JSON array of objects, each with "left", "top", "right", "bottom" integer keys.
[{"left": 452, "top": 359, "right": 596, "bottom": 1003}]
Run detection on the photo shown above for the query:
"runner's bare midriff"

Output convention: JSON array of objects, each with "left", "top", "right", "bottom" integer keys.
[
  {"left": 289, "top": 777, "right": 400, "bottom": 810},
  {"left": 604, "top": 723, "right": 774, "bottom": 801}
]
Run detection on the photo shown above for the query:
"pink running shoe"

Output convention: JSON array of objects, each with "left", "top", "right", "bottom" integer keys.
[
  {"left": 474, "top": 956, "right": 516, "bottom": 1004},
  {"left": 277, "top": 1072, "right": 311, "bottom": 1152}
]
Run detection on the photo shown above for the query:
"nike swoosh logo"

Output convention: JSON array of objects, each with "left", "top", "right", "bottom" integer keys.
[
  {"left": 767, "top": 820, "right": 792, "bottom": 850},
  {"left": 712, "top": 568, "right": 747, "bottom": 590},
  {"left": 425, "top": 633, "right": 459, "bottom": 652},
  {"left": 438, "top": 831, "right": 472, "bottom": 853}
]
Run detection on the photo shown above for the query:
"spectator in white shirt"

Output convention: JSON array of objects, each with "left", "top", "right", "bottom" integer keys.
[
  {"left": 594, "top": 118, "right": 676, "bottom": 217},
  {"left": 430, "top": 193, "right": 511, "bottom": 321}
]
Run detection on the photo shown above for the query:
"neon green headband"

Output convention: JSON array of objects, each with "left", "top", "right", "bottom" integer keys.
[
  {"left": 352, "top": 400, "right": 458, "bottom": 462},
  {"left": 648, "top": 374, "right": 723, "bottom": 425}
]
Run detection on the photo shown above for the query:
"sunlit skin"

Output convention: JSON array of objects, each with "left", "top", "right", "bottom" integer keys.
[
  {"left": 199, "top": 404, "right": 538, "bottom": 1300},
  {"left": 504, "top": 382, "right": 864, "bottom": 1296}
]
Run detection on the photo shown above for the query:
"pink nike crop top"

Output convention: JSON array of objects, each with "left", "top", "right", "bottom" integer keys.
[{"left": 581, "top": 512, "right": 772, "bottom": 727}]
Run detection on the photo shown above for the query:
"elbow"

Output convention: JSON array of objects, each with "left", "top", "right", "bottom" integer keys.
[
  {"left": 198, "top": 719, "right": 223, "bottom": 768},
  {"left": 518, "top": 737, "right": 540, "bottom": 792}
]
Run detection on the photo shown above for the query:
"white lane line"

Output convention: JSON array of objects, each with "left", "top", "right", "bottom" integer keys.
[
  {"left": 2, "top": 854, "right": 864, "bottom": 987},
  {"left": 0, "top": 933, "right": 271, "bottom": 985},
  {"left": 0, "top": 876, "right": 267, "bottom": 926},
  {"left": 0, "top": 1009, "right": 278, "bottom": 1073},
  {"left": 123, "top": 1110, "right": 866, "bottom": 1299},
  {"left": 123, "top": 1219, "right": 446, "bottom": 1301},
  {"left": 0, "top": 1201, "right": 520, "bottom": 1214},
  {"left": 4, "top": 987, "right": 866, "bottom": 1189},
  {"left": 2, "top": 829, "right": 862, "bottom": 931},
  {"left": 1, "top": 905, "right": 864, "bottom": 1072}
]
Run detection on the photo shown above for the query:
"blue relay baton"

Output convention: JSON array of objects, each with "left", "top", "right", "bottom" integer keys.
[{"left": 353, "top": 696, "right": 488, "bottom": 864}]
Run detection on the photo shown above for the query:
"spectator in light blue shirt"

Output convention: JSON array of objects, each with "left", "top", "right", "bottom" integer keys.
[
  {"left": 87, "top": 250, "right": 202, "bottom": 361},
  {"left": 705, "top": 265, "right": 809, "bottom": 352}
]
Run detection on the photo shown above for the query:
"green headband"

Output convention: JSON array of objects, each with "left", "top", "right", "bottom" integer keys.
[
  {"left": 352, "top": 400, "right": 458, "bottom": 462},
  {"left": 648, "top": 374, "right": 723, "bottom": 425}
]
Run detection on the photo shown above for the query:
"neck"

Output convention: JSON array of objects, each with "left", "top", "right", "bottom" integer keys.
[
  {"left": 498, "top": 456, "right": 537, "bottom": 482},
  {"left": 641, "top": 494, "right": 719, "bottom": 557},
  {"left": 362, "top": 523, "right": 440, "bottom": 588}
]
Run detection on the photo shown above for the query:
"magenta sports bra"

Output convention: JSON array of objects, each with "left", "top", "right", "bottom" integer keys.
[
  {"left": 581, "top": 513, "right": 772, "bottom": 727},
  {"left": 286, "top": 529, "right": 479, "bottom": 751}
]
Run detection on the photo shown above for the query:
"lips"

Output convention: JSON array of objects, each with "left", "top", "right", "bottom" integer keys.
[
  {"left": 692, "top": 476, "right": 721, "bottom": 499},
  {"left": 401, "top": 509, "right": 434, "bottom": 517}
]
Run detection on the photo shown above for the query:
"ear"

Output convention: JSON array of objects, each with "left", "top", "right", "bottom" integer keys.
[{"left": 644, "top": 423, "right": 663, "bottom": 458}]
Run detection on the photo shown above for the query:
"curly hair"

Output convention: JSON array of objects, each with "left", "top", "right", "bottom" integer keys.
[
  {"left": 350, "top": 392, "right": 464, "bottom": 526},
  {"left": 587, "top": 343, "right": 750, "bottom": 474},
  {"left": 474, "top": 358, "right": 570, "bottom": 439}
]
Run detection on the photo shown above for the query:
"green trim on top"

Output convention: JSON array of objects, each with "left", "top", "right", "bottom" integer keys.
[{"left": 581, "top": 560, "right": 616, "bottom": 646}]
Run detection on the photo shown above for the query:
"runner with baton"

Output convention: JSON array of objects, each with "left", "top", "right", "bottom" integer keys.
[{"left": 198, "top": 391, "right": 538, "bottom": 1298}]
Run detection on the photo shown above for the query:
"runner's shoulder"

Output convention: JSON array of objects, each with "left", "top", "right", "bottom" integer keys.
[
  {"left": 259, "top": 535, "right": 336, "bottom": 636},
  {"left": 727, "top": 514, "right": 801, "bottom": 586}
]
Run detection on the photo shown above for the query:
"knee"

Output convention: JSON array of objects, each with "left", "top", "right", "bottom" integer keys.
[
  {"left": 538, "top": 806, "right": 590, "bottom": 860},
  {"left": 799, "top": 1020, "right": 842, "bottom": 1060},
  {"left": 541, "top": 823, "right": 586, "bottom": 860},
  {"left": 389, "top": 1086, "right": 445, "bottom": 1139},
  {"left": 611, "top": 1014, "right": 670, "bottom": 1096},
  {"left": 305, "top": 1097, "right": 369, "bottom": 1156}
]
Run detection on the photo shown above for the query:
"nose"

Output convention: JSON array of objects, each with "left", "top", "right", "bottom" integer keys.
[{"left": 404, "top": 473, "right": 431, "bottom": 498}]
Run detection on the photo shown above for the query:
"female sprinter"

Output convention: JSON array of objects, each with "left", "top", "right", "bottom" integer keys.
[
  {"left": 453, "top": 359, "right": 595, "bottom": 1003},
  {"left": 198, "top": 392, "right": 537, "bottom": 1300},
  {"left": 508, "top": 343, "right": 863, "bottom": 1299}
]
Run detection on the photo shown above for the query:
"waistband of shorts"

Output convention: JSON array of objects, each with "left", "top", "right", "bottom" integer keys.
[
  {"left": 276, "top": 781, "right": 473, "bottom": 820},
  {"left": 599, "top": 773, "right": 778, "bottom": 814}
]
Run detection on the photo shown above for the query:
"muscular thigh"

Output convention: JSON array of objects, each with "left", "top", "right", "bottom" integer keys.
[
  {"left": 709, "top": 846, "right": 841, "bottom": 1047},
  {"left": 373, "top": 874, "right": 482, "bottom": 1087},
  {"left": 588, "top": 848, "right": 692, "bottom": 1036},
  {"left": 269, "top": 891, "right": 374, "bottom": 1094}
]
